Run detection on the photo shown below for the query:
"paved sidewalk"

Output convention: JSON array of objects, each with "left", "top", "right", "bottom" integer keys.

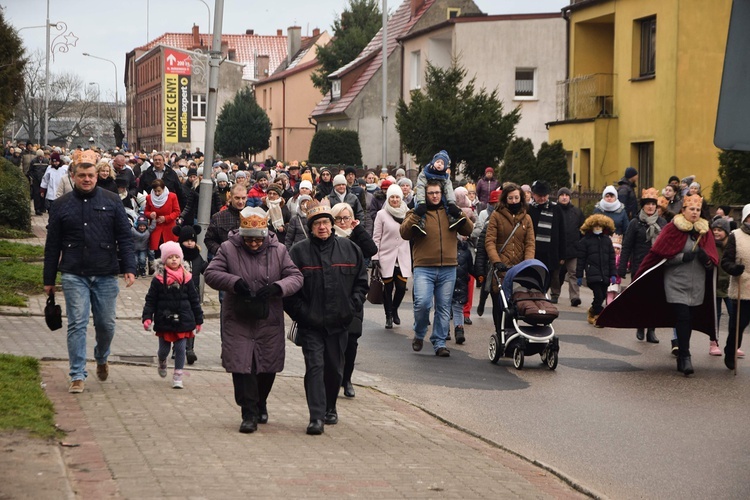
[{"left": 0, "top": 213, "right": 590, "bottom": 499}]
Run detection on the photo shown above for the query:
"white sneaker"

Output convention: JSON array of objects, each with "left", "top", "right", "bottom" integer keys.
[
  {"left": 172, "top": 370, "right": 183, "bottom": 389},
  {"left": 738, "top": 348, "right": 745, "bottom": 358}
]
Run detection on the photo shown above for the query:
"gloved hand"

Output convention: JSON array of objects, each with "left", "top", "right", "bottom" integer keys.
[
  {"left": 697, "top": 247, "right": 710, "bottom": 265},
  {"left": 682, "top": 251, "right": 696, "bottom": 263},
  {"left": 493, "top": 262, "right": 507, "bottom": 273},
  {"left": 414, "top": 203, "right": 428, "bottom": 217},
  {"left": 728, "top": 263, "right": 745, "bottom": 276},
  {"left": 195, "top": 324, "right": 202, "bottom": 333},
  {"left": 447, "top": 203, "right": 463, "bottom": 218},
  {"left": 577, "top": 278, "right": 583, "bottom": 287},
  {"left": 610, "top": 276, "right": 617, "bottom": 285},
  {"left": 143, "top": 319, "right": 152, "bottom": 331},
  {"left": 255, "top": 283, "right": 282, "bottom": 299},
  {"left": 234, "top": 279, "right": 252, "bottom": 296}
]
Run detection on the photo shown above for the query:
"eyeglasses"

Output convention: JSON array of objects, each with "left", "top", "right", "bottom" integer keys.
[
  {"left": 245, "top": 237, "right": 264, "bottom": 244},
  {"left": 334, "top": 216, "right": 352, "bottom": 223},
  {"left": 426, "top": 191, "right": 442, "bottom": 196}
]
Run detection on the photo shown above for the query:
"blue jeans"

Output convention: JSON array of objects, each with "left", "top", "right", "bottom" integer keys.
[
  {"left": 61, "top": 274, "right": 119, "bottom": 381},
  {"left": 413, "top": 266, "right": 456, "bottom": 350},
  {"left": 135, "top": 250, "right": 148, "bottom": 275}
]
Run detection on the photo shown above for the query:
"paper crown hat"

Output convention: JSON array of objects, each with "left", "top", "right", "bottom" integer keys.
[
  {"left": 239, "top": 207, "right": 268, "bottom": 238},
  {"left": 682, "top": 194, "right": 703, "bottom": 209},
  {"left": 306, "top": 200, "right": 334, "bottom": 229},
  {"left": 641, "top": 187, "right": 659, "bottom": 201}
]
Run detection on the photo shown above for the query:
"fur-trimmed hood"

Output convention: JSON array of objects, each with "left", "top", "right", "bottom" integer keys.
[{"left": 580, "top": 213, "right": 616, "bottom": 235}]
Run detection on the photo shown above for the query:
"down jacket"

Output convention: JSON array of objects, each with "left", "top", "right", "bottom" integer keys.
[
  {"left": 204, "top": 231, "right": 303, "bottom": 374},
  {"left": 141, "top": 262, "right": 203, "bottom": 335},
  {"left": 453, "top": 239, "right": 474, "bottom": 305},
  {"left": 576, "top": 214, "right": 617, "bottom": 284},
  {"left": 485, "top": 206, "right": 536, "bottom": 292},
  {"left": 43, "top": 186, "right": 135, "bottom": 285},
  {"left": 399, "top": 205, "right": 474, "bottom": 267}
]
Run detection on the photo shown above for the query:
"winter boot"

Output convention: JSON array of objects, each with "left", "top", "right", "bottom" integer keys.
[
  {"left": 587, "top": 307, "right": 596, "bottom": 325},
  {"left": 455, "top": 326, "right": 465, "bottom": 345},
  {"left": 636, "top": 328, "right": 645, "bottom": 341},
  {"left": 392, "top": 309, "right": 401, "bottom": 325},
  {"left": 646, "top": 329, "right": 659, "bottom": 344},
  {"left": 186, "top": 337, "right": 197, "bottom": 365},
  {"left": 385, "top": 313, "right": 393, "bottom": 329},
  {"left": 677, "top": 356, "right": 694, "bottom": 376},
  {"left": 448, "top": 214, "right": 466, "bottom": 231},
  {"left": 670, "top": 338, "right": 679, "bottom": 357},
  {"left": 412, "top": 218, "right": 427, "bottom": 236}
]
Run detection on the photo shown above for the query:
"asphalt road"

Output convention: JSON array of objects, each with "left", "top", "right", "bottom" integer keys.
[{"left": 354, "top": 299, "right": 750, "bottom": 499}]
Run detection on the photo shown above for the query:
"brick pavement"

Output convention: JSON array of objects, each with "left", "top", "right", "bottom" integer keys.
[{"left": 0, "top": 212, "right": 590, "bottom": 499}]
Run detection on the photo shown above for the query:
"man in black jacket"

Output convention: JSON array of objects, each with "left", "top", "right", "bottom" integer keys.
[
  {"left": 284, "top": 202, "right": 368, "bottom": 436},
  {"left": 554, "top": 188, "right": 584, "bottom": 306},
  {"left": 43, "top": 152, "right": 136, "bottom": 394},
  {"left": 138, "top": 153, "right": 185, "bottom": 209},
  {"left": 528, "top": 180, "right": 566, "bottom": 302}
]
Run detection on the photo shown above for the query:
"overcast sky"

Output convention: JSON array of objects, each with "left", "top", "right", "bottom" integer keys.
[{"left": 4, "top": 0, "right": 569, "bottom": 103}]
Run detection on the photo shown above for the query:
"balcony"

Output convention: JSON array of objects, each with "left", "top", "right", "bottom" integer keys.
[{"left": 555, "top": 73, "right": 616, "bottom": 122}]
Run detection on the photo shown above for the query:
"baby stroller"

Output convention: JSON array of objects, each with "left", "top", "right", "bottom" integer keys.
[{"left": 488, "top": 259, "right": 560, "bottom": 370}]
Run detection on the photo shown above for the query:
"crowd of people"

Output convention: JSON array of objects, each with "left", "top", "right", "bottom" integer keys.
[{"left": 9, "top": 137, "right": 745, "bottom": 434}]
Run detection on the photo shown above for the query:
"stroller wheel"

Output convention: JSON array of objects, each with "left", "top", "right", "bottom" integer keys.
[
  {"left": 488, "top": 334, "right": 502, "bottom": 364},
  {"left": 546, "top": 350, "right": 558, "bottom": 370},
  {"left": 513, "top": 347, "right": 524, "bottom": 370}
]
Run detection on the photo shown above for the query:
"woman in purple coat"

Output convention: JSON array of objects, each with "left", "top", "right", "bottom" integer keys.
[{"left": 204, "top": 206, "right": 303, "bottom": 434}]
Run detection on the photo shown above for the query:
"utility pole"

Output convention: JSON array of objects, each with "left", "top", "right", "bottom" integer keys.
[
  {"left": 196, "top": 0, "right": 225, "bottom": 267},
  {"left": 381, "top": 0, "right": 388, "bottom": 171}
]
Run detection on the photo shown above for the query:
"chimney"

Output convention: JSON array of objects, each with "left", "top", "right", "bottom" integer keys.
[
  {"left": 410, "top": 0, "right": 425, "bottom": 19},
  {"left": 277, "top": 29, "right": 283, "bottom": 36},
  {"left": 312, "top": 27, "right": 320, "bottom": 37},
  {"left": 287, "top": 26, "right": 301, "bottom": 66},
  {"left": 256, "top": 55, "right": 270, "bottom": 80},
  {"left": 192, "top": 25, "right": 200, "bottom": 46},
  {"left": 246, "top": 29, "right": 254, "bottom": 35}
]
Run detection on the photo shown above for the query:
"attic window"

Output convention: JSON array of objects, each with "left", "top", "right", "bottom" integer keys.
[
  {"left": 331, "top": 79, "right": 341, "bottom": 100},
  {"left": 447, "top": 8, "right": 460, "bottom": 19},
  {"left": 228, "top": 49, "right": 236, "bottom": 61}
]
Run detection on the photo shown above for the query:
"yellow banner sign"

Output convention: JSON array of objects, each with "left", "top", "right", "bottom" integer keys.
[{"left": 164, "top": 73, "right": 178, "bottom": 143}]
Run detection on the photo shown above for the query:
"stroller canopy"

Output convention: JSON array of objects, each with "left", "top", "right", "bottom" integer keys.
[{"left": 501, "top": 259, "right": 550, "bottom": 299}]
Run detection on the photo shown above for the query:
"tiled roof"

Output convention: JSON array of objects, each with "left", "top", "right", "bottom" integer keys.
[
  {"left": 273, "top": 32, "right": 323, "bottom": 75},
  {"left": 135, "top": 32, "right": 292, "bottom": 81},
  {"left": 312, "top": 0, "right": 433, "bottom": 118}
]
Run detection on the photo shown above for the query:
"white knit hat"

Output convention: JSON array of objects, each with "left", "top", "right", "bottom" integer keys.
[
  {"left": 386, "top": 184, "right": 403, "bottom": 200},
  {"left": 299, "top": 180, "right": 313, "bottom": 191},
  {"left": 333, "top": 174, "right": 347, "bottom": 187},
  {"left": 602, "top": 185, "right": 618, "bottom": 198},
  {"left": 742, "top": 203, "right": 750, "bottom": 224}
]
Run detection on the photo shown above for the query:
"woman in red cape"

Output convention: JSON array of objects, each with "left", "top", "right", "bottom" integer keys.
[{"left": 597, "top": 195, "right": 718, "bottom": 375}]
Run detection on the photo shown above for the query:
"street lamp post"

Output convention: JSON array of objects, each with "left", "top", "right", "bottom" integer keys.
[
  {"left": 82, "top": 53, "right": 119, "bottom": 125},
  {"left": 89, "top": 82, "right": 101, "bottom": 147}
]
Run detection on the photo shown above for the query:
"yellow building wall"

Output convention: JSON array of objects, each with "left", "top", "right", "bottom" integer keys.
[{"left": 551, "top": 0, "right": 730, "bottom": 195}]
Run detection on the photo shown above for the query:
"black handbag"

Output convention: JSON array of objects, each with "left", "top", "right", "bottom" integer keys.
[
  {"left": 239, "top": 295, "right": 270, "bottom": 320},
  {"left": 367, "top": 265, "right": 384, "bottom": 305},
  {"left": 45, "top": 293, "right": 63, "bottom": 331}
]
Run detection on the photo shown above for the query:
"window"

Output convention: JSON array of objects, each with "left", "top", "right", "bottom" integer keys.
[
  {"left": 331, "top": 79, "right": 341, "bottom": 100},
  {"left": 634, "top": 142, "right": 654, "bottom": 189},
  {"left": 639, "top": 17, "right": 656, "bottom": 77},
  {"left": 269, "top": 87, "right": 273, "bottom": 109},
  {"left": 263, "top": 89, "right": 267, "bottom": 109},
  {"left": 410, "top": 51, "right": 421, "bottom": 90},
  {"left": 447, "top": 8, "right": 460, "bottom": 19},
  {"left": 191, "top": 94, "right": 206, "bottom": 119},
  {"left": 515, "top": 68, "right": 536, "bottom": 99}
]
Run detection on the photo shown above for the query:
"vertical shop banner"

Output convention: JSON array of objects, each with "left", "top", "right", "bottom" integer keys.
[{"left": 164, "top": 49, "right": 192, "bottom": 143}]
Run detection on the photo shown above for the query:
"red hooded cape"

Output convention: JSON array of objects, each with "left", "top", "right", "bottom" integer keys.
[{"left": 596, "top": 219, "right": 718, "bottom": 335}]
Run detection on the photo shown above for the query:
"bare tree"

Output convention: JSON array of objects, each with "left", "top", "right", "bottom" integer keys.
[{"left": 14, "top": 49, "right": 99, "bottom": 145}]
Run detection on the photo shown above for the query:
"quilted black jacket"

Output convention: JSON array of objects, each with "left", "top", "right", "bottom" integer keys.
[{"left": 44, "top": 187, "right": 135, "bottom": 285}]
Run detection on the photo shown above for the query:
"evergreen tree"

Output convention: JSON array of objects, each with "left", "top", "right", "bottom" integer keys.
[
  {"left": 0, "top": 11, "right": 26, "bottom": 132},
  {"left": 535, "top": 141, "right": 571, "bottom": 191},
  {"left": 308, "top": 129, "right": 362, "bottom": 165},
  {"left": 214, "top": 87, "right": 271, "bottom": 158},
  {"left": 396, "top": 61, "right": 519, "bottom": 179},
  {"left": 500, "top": 137, "right": 535, "bottom": 186},
  {"left": 711, "top": 150, "right": 750, "bottom": 204},
  {"left": 311, "top": 0, "right": 382, "bottom": 95}
]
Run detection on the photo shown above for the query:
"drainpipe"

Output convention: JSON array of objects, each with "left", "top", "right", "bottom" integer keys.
[
  {"left": 562, "top": 7, "right": 571, "bottom": 81},
  {"left": 282, "top": 79, "right": 286, "bottom": 160},
  {"left": 308, "top": 116, "right": 318, "bottom": 133}
]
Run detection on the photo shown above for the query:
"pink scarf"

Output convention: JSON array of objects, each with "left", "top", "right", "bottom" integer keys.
[{"left": 156, "top": 265, "right": 192, "bottom": 286}]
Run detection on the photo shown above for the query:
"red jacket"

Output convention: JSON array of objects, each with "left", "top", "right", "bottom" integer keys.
[{"left": 145, "top": 192, "right": 181, "bottom": 250}]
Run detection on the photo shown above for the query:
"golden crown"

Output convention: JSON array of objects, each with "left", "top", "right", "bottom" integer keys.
[
  {"left": 682, "top": 194, "right": 703, "bottom": 209},
  {"left": 641, "top": 187, "right": 659, "bottom": 200}
]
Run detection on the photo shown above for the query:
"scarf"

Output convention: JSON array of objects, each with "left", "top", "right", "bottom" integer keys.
[
  {"left": 333, "top": 225, "right": 352, "bottom": 238},
  {"left": 598, "top": 197, "right": 621, "bottom": 212},
  {"left": 156, "top": 264, "right": 192, "bottom": 286},
  {"left": 266, "top": 198, "right": 284, "bottom": 230},
  {"left": 638, "top": 209, "right": 662, "bottom": 244},
  {"left": 150, "top": 186, "right": 170, "bottom": 208},
  {"left": 385, "top": 201, "right": 407, "bottom": 221},
  {"left": 335, "top": 190, "right": 347, "bottom": 204},
  {"left": 529, "top": 200, "right": 554, "bottom": 245}
]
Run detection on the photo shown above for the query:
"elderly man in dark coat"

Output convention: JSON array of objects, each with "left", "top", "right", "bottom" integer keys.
[
  {"left": 527, "top": 180, "right": 566, "bottom": 299},
  {"left": 204, "top": 206, "right": 303, "bottom": 434},
  {"left": 284, "top": 201, "right": 369, "bottom": 435}
]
